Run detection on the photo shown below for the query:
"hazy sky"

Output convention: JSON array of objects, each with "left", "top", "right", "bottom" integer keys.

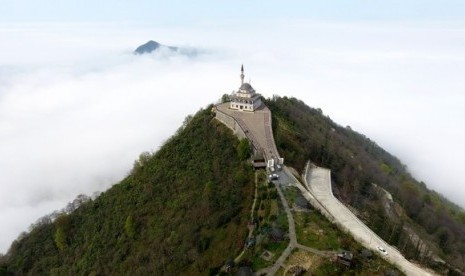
[
  {"left": 1, "top": 1, "right": 464, "bottom": 253},
  {"left": 1, "top": 0, "right": 465, "bottom": 23}
]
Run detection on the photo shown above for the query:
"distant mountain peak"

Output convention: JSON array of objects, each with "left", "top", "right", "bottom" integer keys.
[{"left": 134, "top": 40, "right": 178, "bottom": 55}]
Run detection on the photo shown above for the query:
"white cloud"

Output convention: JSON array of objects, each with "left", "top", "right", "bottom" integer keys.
[{"left": 0, "top": 21, "right": 464, "bottom": 253}]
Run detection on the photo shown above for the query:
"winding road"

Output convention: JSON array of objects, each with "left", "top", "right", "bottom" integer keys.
[
  {"left": 303, "top": 163, "right": 436, "bottom": 276},
  {"left": 215, "top": 102, "right": 435, "bottom": 275}
]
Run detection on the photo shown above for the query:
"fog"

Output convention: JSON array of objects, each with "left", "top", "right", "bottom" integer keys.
[{"left": 1, "top": 21, "right": 464, "bottom": 253}]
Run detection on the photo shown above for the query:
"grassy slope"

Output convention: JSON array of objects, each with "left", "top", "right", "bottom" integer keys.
[
  {"left": 2, "top": 107, "right": 254, "bottom": 275},
  {"left": 266, "top": 96, "right": 465, "bottom": 272}
]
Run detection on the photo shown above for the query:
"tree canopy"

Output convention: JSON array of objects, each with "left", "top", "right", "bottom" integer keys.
[
  {"left": 266, "top": 96, "right": 465, "bottom": 271},
  {"left": 1, "top": 107, "right": 254, "bottom": 275}
]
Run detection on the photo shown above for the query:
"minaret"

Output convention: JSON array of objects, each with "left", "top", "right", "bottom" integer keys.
[{"left": 240, "top": 64, "right": 244, "bottom": 85}]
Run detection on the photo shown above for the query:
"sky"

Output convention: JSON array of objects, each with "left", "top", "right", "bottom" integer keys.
[{"left": 1, "top": 1, "right": 465, "bottom": 253}]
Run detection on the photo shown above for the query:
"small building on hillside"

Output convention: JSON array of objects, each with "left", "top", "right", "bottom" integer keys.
[
  {"left": 337, "top": 250, "right": 353, "bottom": 267},
  {"left": 271, "top": 227, "right": 285, "bottom": 241},
  {"left": 229, "top": 65, "right": 262, "bottom": 112},
  {"left": 252, "top": 151, "right": 267, "bottom": 169}
]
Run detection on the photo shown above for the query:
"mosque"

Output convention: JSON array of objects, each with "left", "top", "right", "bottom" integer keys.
[
  {"left": 229, "top": 65, "right": 262, "bottom": 112},
  {"left": 215, "top": 65, "right": 283, "bottom": 168}
]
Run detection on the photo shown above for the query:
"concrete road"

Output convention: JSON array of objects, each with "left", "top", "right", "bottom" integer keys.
[{"left": 304, "top": 164, "right": 435, "bottom": 276}]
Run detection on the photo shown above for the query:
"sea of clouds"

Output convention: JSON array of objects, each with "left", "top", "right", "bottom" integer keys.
[{"left": 0, "top": 21, "right": 464, "bottom": 253}]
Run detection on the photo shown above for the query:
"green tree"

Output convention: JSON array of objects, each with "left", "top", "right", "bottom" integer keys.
[
  {"left": 54, "top": 228, "right": 66, "bottom": 251},
  {"left": 125, "top": 215, "right": 135, "bottom": 238},
  {"left": 237, "top": 138, "right": 250, "bottom": 161},
  {"left": 437, "top": 227, "right": 453, "bottom": 252},
  {"left": 203, "top": 181, "right": 214, "bottom": 201},
  {"left": 54, "top": 214, "right": 70, "bottom": 251},
  {"left": 221, "top": 94, "right": 230, "bottom": 103}
]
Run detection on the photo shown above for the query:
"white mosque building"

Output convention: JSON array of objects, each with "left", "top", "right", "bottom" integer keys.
[{"left": 229, "top": 65, "right": 262, "bottom": 111}]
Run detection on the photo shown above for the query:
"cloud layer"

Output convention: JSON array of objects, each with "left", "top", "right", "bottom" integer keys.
[{"left": 1, "top": 21, "right": 464, "bottom": 253}]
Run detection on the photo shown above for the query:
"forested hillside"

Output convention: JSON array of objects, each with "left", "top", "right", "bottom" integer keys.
[
  {"left": 266, "top": 96, "right": 465, "bottom": 272},
  {"left": 2, "top": 96, "right": 464, "bottom": 275},
  {"left": 0, "top": 107, "right": 254, "bottom": 275}
]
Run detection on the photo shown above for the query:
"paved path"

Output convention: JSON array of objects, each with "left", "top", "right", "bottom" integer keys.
[
  {"left": 216, "top": 103, "right": 280, "bottom": 161},
  {"left": 259, "top": 168, "right": 332, "bottom": 276},
  {"left": 266, "top": 180, "right": 297, "bottom": 275},
  {"left": 303, "top": 163, "right": 436, "bottom": 276}
]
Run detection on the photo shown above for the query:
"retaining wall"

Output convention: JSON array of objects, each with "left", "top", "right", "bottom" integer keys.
[{"left": 215, "top": 107, "right": 248, "bottom": 141}]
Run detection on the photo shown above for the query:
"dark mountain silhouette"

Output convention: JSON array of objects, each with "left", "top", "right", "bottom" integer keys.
[{"left": 134, "top": 40, "right": 178, "bottom": 55}]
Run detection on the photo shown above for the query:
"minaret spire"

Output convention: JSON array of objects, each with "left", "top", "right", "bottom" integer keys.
[{"left": 240, "top": 64, "right": 244, "bottom": 85}]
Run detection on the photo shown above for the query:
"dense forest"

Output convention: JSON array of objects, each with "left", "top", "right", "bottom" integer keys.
[
  {"left": 0, "top": 107, "right": 255, "bottom": 275},
  {"left": 2, "top": 96, "right": 465, "bottom": 275},
  {"left": 266, "top": 96, "right": 465, "bottom": 272}
]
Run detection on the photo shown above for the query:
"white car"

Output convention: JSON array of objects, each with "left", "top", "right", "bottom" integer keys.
[
  {"left": 268, "top": 173, "right": 279, "bottom": 180},
  {"left": 377, "top": 246, "right": 388, "bottom": 256}
]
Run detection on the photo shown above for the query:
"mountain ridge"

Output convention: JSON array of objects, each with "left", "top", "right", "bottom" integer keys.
[
  {"left": 1, "top": 107, "right": 254, "bottom": 275},
  {"left": 266, "top": 96, "right": 465, "bottom": 274},
  {"left": 1, "top": 96, "right": 464, "bottom": 275},
  {"left": 134, "top": 40, "right": 178, "bottom": 55},
  {"left": 134, "top": 40, "right": 199, "bottom": 57}
]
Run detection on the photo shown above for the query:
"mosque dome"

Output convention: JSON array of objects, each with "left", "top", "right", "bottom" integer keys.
[{"left": 240, "top": 83, "right": 254, "bottom": 92}]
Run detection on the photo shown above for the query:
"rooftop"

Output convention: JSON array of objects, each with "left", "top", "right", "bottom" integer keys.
[{"left": 240, "top": 82, "right": 254, "bottom": 92}]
